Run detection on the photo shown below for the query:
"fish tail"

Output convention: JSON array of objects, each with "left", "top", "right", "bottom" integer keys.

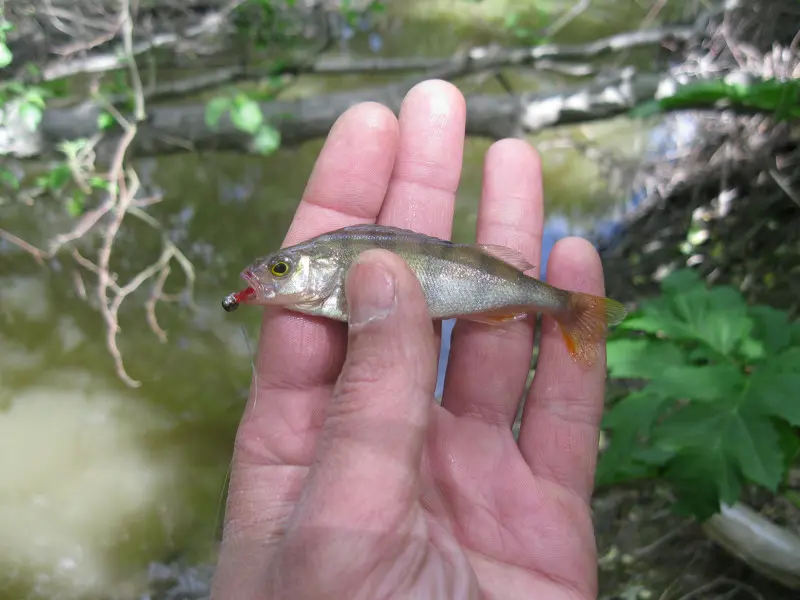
[{"left": 552, "top": 291, "right": 627, "bottom": 368}]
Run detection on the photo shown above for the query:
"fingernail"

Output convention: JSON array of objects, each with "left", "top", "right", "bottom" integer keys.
[{"left": 348, "top": 257, "right": 397, "bottom": 326}]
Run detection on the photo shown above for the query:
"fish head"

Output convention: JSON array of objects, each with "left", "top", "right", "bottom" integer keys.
[{"left": 240, "top": 247, "right": 338, "bottom": 307}]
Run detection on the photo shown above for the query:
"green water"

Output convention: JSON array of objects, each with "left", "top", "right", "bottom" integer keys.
[{"left": 0, "top": 1, "right": 687, "bottom": 597}]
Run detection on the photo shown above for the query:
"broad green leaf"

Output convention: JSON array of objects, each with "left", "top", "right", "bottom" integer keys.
[
  {"left": 596, "top": 450, "right": 657, "bottom": 487},
  {"left": 774, "top": 419, "right": 800, "bottom": 473},
  {"left": 252, "top": 124, "right": 281, "bottom": 155},
  {"left": 748, "top": 305, "right": 792, "bottom": 353},
  {"left": 647, "top": 364, "right": 745, "bottom": 402},
  {"left": 660, "top": 268, "right": 704, "bottom": 296},
  {"left": 618, "top": 298, "right": 693, "bottom": 338},
  {"left": 605, "top": 339, "right": 686, "bottom": 379},
  {"left": 0, "top": 43, "right": 11, "bottom": 68},
  {"left": 738, "top": 337, "right": 766, "bottom": 362},
  {"left": 603, "top": 390, "right": 672, "bottom": 431},
  {"left": 664, "top": 446, "right": 741, "bottom": 521},
  {"left": 230, "top": 98, "right": 263, "bottom": 134},
  {"left": 204, "top": 97, "right": 232, "bottom": 129},
  {"left": 671, "top": 287, "right": 752, "bottom": 356},
  {"left": 597, "top": 391, "right": 674, "bottom": 487},
  {"left": 19, "top": 103, "right": 43, "bottom": 131},
  {"left": 654, "top": 393, "right": 787, "bottom": 494},
  {"left": 724, "top": 407, "right": 784, "bottom": 490},
  {"left": 746, "top": 365, "right": 800, "bottom": 426},
  {"left": 768, "top": 346, "right": 800, "bottom": 373},
  {"left": 631, "top": 445, "right": 675, "bottom": 465}
]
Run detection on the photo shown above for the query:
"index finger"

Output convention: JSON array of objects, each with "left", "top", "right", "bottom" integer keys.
[{"left": 244, "top": 102, "right": 400, "bottom": 466}]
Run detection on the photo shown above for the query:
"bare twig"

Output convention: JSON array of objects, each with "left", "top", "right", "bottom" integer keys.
[{"left": 0, "top": 228, "right": 46, "bottom": 264}]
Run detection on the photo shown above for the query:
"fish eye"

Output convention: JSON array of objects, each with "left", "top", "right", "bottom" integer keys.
[{"left": 270, "top": 260, "right": 290, "bottom": 277}]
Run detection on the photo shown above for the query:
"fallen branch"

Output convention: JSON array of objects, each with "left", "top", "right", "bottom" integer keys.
[{"left": 3, "top": 67, "right": 738, "bottom": 161}]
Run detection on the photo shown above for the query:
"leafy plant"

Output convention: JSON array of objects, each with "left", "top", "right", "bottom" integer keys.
[
  {"left": 631, "top": 78, "right": 800, "bottom": 121},
  {"left": 598, "top": 268, "right": 800, "bottom": 521},
  {"left": 205, "top": 93, "right": 282, "bottom": 156}
]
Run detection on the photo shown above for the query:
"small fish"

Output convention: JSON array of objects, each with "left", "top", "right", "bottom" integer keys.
[{"left": 223, "top": 224, "right": 627, "bottom": 367}]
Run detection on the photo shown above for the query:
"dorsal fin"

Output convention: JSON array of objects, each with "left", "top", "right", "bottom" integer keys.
[
  {"left": 322, "top": 224, "right": 455, "bottom": 246},
  {"left": 474, "top": 244, "right": 536, "bottom": 272}
]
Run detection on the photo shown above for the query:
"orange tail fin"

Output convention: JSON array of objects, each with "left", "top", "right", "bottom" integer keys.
[{"left": 553, "top": 291, "right": 627, "bottom": 368}]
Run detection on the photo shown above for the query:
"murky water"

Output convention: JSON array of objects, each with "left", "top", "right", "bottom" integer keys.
[{"left": 0, "top": 1, "right": 684, "bottom": 598}]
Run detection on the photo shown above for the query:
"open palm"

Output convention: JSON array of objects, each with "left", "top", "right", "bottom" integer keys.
[{"left": 212, "top": 80, "right": 606, "bottom": 600}]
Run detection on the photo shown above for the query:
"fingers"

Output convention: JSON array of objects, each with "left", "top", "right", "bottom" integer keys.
[
  {"left": 274, "top": 250, "right": 438, "bottom": 592},
  {"left": 378, "top": 79, "right": 466, "bottom": 239},
  {"left": 241, "top": 102, "right": 399, "bottom": 467},
  {"left": 441, "top": 139, "right": 544, "bottom": 425},
  {"left": 517, "top": 237, "right": 607, "bottom": 503}
]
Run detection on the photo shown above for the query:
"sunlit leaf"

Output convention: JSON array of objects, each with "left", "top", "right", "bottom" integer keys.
[
  {"left": 67, "top": 190, "right": 85, "bottom": 217},
  {"left": 205, "top": 97, "right": 232, "bottom": 129},
  {"left": 0, "top": 43, "right": 12, "bottom": 68},
  {"left": 97, "top": 112, "right": 114, "bottom": 130},
  {"left": 252, "top": 124, "right": 281, "bottom": 155},
  {"left": 19, "top": 102, "right": 43, "bottom": 131},
  {"left": 230, "top": 98, "right": 263, "bottom": 134}
]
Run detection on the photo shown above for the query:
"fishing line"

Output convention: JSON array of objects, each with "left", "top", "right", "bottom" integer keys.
[{"left": 210, "top": 324, "right": 260, "bottom": 554}]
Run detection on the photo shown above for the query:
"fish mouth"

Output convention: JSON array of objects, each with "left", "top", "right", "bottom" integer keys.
[{"left": 239, "top": 269, "right": 277, "bottom": 303}]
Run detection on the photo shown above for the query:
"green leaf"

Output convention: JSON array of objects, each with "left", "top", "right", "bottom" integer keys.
[
  {"left": 660, "top": 268, "right": 704, "bottom": 296},
  {"left": 647, "top": 365, "right": 745, "bottom": 402},
  {"left": 664, "top": 446, "right": 741, "bottom": 521},
  {"left": 0, "top": 43, "right": 11, "bottom": 68},
  {"left": 97, "top": 112, "right": 114, "bottom": 130},
  {"left": 19, "top": 102, "right": 43, "bottom": 131},
  {"left": 252, "top": 124, "right": 281, "bottom": 155},
  {"left": 724, "top": 408, "right": 784, "bottom": 490},
  {"left": 44, "top": 164, "right": 72, "bottom": 190},
  {"left": 230, "top": 98, "right": 263, "bottom": 134},
  {"left": 605, "top": 338, "right": 686, "bottom": 379},
  {"left": 603, "top": 390, "right": 672, "bottom": 432},
  {"left": 66, "top": 190, "right": 85, "bottom": 217},
  {"left": 204, "top": 97, "right": 232, "bottom": 129},
  {"left": 654, "top": 395, "right": 786, "bottom": 493},
  {"left": 597, "top": 391, "right": 674, "bottom": 487},
  {"left": 748, "top": 305, "right": 793, "bottom": 354},
  {"left": 89, "top": 176, "right": 110, "bottom": 190},
  {"left": 738, "top": 336, "right": 766, "bottom": 362},
  {"left": 746, "top": 363, "right": 800, "bottom": 426}
]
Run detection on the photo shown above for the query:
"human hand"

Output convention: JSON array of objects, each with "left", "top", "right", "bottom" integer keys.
[{"left": 211, "top": 80, "right": 606, "bottom": 600}]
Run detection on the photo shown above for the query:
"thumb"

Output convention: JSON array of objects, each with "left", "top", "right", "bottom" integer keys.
[{"left": 296, "top": 247, "right": 438, "bottom": 530}]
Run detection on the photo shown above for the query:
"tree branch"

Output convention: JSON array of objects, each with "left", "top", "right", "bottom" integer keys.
[{"left": 0, "top": 67, "right": 737, "bottom": 161}]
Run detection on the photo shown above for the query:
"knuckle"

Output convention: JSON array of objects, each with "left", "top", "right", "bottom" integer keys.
[{"left": 332, "top": 348, "right": 397, "bottom": 407}]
